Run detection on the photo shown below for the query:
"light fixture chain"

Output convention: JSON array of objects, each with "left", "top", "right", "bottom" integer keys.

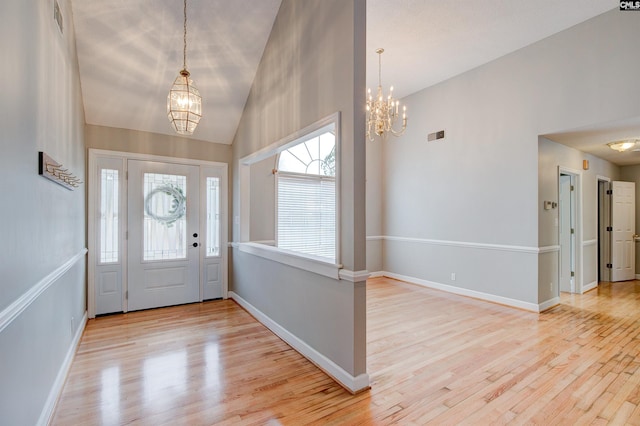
[
  {"left": 168, "top": 0, "right": 201, "bottom": 136},
  {"left": 378, "top": 51, "right": 382, "bottom": 87},
  {"left": 183, "top": 0, "right": 187, "bottom": 70}
]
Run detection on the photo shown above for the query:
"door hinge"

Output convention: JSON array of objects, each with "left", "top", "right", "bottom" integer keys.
[
  {"left": 125, "top": 291, "right": 128, "bottom": 299},
  {"left": 607, "top": 189, "right": 613, "bottom": 195},
  {"left": 607, "top": 263, "right": 612, "bottom": 269},
  {"left": 571, "top": 271, "right": 575, "bottom": 277},
  {"left": 571, "top": 228, "right": 575, "bottom": 234},
  {"left": 570, "top": 185, "right": 575, "bottom": 191},
  {"left": 607, "top": 226, "right": 613, "bottom": 232}
]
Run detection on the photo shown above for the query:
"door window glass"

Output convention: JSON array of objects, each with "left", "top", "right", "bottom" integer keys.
[
  {"left": 143, "top": 173, "right": 187, "bottom": 261},
  {"left": 100, "top": 169, "right": 119, "bottom": 263},
  {"left": 206, "top": 177, "right": 220, "bottom": 257}
]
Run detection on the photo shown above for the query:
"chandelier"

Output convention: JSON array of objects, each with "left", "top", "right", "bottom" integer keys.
[
  {"left": 607, "top": 139, "right": 640, "bottom": 152},
  {"left": 366, "top": 48, "right": 407, "bottom": 141},
  {"left": 167, "top": 0, "right": 202, "bottom": 135}
]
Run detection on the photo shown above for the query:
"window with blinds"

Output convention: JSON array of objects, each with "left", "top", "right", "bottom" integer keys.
[{"left": 276, "top": 129, "right": 336, "bottom": 261}]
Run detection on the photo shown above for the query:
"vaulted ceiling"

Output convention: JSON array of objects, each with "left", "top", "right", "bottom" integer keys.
[{"left": 71, "top": 0, "right": 620, "bottom": 148}]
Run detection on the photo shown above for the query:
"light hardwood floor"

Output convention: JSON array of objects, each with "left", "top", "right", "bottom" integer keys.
[{"left": 52, "top": 278, "right": 640, "bottom": 425}]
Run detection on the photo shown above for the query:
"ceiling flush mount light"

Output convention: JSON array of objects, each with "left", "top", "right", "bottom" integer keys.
[
  {"left": 366, "top": 48, "right": 407, "bottom": 141},
  {"left": 167, "top": 0, "right": 202, "bottom": 135},
  {"left": 607, "top": 139, "right": 640, "bottom": 152}
]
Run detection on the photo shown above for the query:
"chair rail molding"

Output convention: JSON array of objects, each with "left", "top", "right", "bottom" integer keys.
[
  {"left": 374, "top": 235, "right": 542, "bottom": 254},
  {"left": 0, "top": 248, "right": 87, "bottom": 333}
]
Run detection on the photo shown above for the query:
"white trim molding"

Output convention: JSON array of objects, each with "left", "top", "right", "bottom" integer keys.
[
  {"left": 583, "top": 239, "right": 597, "bottom": 247},
  {"left": 237, "top": 242, "right": 342, "bottom": 280},
  {"left": 538, "top": 245, "right": 561, "bottom": 254},
  {"left": 375, "top": 235, "right": 560, "bottom": 255},
  {"left": 582, "top": 281, "right": 598, "bottom": 293},
  {"left": 368, "top": 271, "right": 385, "bottom": 278},
  {"left": 539, "top": 297, "right": 561, "bottom": 312},
  {"left": 37, "top": 312, "right": 87, "bottom": 426},
  {"left": 0, "top": 249, "right": 87, "bottom": 333},
  {"left": 229, "top": 291, "right": 370, "bottom": 394},
  {"left": 339, "top": 269, "right": 370, "bottom": 282},
  {"left": 251, "top": 240, "right": 276, "bottom": 246},
  {"left": 381, "top": 235, "right": 539, "bottom": 254},
  {"left": 379, "top": 271, "right": 545, "bottom": 312},
  {"left": 88, "top": 148, "right": 228, "bottom": 168}
]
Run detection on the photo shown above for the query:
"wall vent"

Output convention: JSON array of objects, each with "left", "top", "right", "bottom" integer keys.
[
  {"left": 427, "top": 130, "right": 445, "bottom": 142},
  {"left": 54, "top": 0, "right": 63, "bottom": 35}
]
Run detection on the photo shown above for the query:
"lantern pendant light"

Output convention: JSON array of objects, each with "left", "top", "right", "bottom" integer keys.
[{"left": 167, "top": 0, "right": 202, "bottom": 135}]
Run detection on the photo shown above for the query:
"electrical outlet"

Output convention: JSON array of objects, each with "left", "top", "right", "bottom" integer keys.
[{"left": 451, "top": 273, "right": 456, "bottom": 281}]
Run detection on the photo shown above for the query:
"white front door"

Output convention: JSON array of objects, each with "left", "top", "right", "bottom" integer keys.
[
  {"left": 611, "top": 181, "right": 636, "bottom": 282},
  {"left": 127, "top": 160, "right": 200, "bottom": 311}
]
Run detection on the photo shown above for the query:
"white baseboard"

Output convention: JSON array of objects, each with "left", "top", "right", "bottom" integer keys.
[
  {"left": 37, "top": 312, "right": 87, "bottom": 426},
  {"left": 229, "top": 291, "right": 369, "bottom": 393},
  {"left": 539, "top": 297, "right": 561, "bottom": 312},
  {"left": 379, "top": 271, "right": 543, "bottom": 312},
  {"left": 582, "top": 281, "right": 599, "bottom": 293},
  {"left": 339, "top": 269, "right": 370, "bottom": 282},
  {"left": 368, "top": 271, "right": 384, "bottom": 278},
  {"left": 636, "top": 274, "right": 640, "bottom": 280}
]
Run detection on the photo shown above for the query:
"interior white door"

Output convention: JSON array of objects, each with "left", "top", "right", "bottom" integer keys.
[
  {"left": 611, "top": 181, "right": 635, "bottom": 282},
  {"left": 559, "top": 174, "right": 574, "bottom": 293},
  {"left": 127, "top": 160, "right": 201, "bottom": 311}
]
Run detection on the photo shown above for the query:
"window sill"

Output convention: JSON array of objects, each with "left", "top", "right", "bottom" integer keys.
[{"left": 232, "top": 242, "right": 342, "bottom": 280}]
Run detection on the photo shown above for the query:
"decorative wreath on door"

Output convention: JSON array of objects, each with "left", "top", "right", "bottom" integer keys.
[{"left": 144, "top": 183, "right": 186, "bottom": 227}]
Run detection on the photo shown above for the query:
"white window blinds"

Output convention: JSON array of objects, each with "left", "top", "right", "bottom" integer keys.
[{"left": 277, "top": 173, "right": 335, "bottom": 260}]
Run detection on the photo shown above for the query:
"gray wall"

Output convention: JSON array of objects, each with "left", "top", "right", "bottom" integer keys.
[
  {"left": 249, "top": 156, "right": 276, "bottom": 242},
  {"left": 231, "top": 0, "right": 367, "bottom": 379},
  {"left": 366, "top": 136, "right": 384, "bottom": 272},
  {"left": 376, "top": 10, "right": 640, "bottom": 306},
  {"left": 85, "top": 124, "right": 232, "bottom": 165},
  {"left": 0, "top": 0, "right": 87, "bottom": 424},
  {"left": 538, "top": 138, "right": 620, "bottom": 301}
]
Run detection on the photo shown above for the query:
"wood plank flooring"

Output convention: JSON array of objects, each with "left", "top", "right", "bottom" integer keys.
[{"left": 52, "top": 278, "right": 640, "bottom": 425}]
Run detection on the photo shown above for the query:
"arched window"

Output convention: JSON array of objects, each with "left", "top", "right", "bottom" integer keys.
[{"left": 276, "top": 128, "right": 336, "bottom": 260}]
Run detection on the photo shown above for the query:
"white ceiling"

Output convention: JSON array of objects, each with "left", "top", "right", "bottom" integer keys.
[
  {"left": 71, "top": 0, "right": 282, "bottom": 145},
  {"left": 71, "top": 0, "right": 621, "bottom": 149}
]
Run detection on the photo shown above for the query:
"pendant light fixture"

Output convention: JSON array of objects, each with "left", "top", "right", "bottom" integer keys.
[
  {"left": 366, "top": 48, "right": 407, "bottom": 141},
  {"left": 167, "top": 0, "right": 202, "bottom": 135}
]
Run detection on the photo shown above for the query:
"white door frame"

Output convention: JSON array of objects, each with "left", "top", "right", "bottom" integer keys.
[
  {"left": 558, "top": 167, "right": 582, "bottom": 295},
  {"left": 88, "top": 149, "right": 228, "bottom": 318}
]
